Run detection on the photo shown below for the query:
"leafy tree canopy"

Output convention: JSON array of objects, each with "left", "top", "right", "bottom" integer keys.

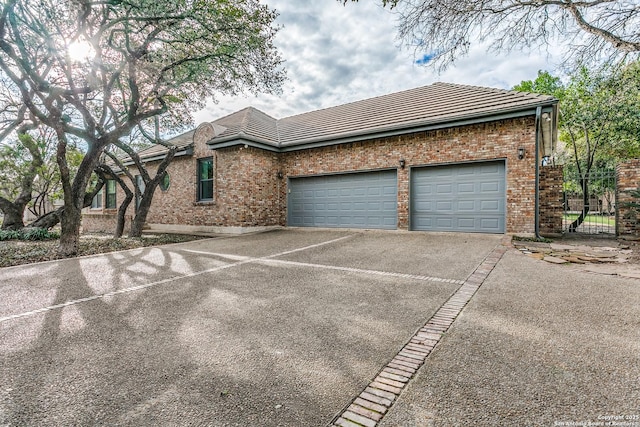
[
  {"left": 514, "top": 63, "right": 640, "bottom": 169},
  {"left": 0, "top": 0, "right": 286, "bottom": 254}
]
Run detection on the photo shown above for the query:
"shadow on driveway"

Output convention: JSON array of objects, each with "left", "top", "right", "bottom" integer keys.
[{"left": 0, "top": 229, "right": 499, "bottom": 426}]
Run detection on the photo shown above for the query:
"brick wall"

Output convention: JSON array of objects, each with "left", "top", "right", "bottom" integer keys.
[
  {"left": 616, "top": 159, "right": 640, "bottom": 238},
  {"left": 281, "top": 117, "right": 538, "bottom": 233},
  {"left": 84, "top": 116, "right": 540, "bottom": 234},
  {"left": 83, "top": 142, "right": 282, "bottom": 233},
  {"left": 538, "top": 165, "right": 563, "bottom": 236},
  {"left": 81, "top": 212, "right": 120, "bottom": 234}
]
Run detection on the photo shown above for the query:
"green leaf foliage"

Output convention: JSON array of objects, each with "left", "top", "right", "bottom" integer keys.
[
  {"left": 0, "top": 228, "right": 59, "bottom": 241},
  {"left": 513, "top": 62, "right": 640, "bottom": 169}
]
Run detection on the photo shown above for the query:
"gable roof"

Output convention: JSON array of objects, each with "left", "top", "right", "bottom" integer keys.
[
  {"left": 212, "top": 107, "right": 279, "bottom": 144},
  {"left": 125, "top": 81, "right": 557, "bottom": 162},
  {"left": 207, "top": 82, "right": 557, "bottom": 152}
]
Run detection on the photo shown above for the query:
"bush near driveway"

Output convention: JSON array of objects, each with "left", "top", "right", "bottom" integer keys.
[{"left": 0, "top": 234, "right": 203, "bottom": 268}]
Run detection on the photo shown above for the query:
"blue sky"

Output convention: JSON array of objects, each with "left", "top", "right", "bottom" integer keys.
[{"left": 194, "top": 0, "right": 563, "bottom": 123}]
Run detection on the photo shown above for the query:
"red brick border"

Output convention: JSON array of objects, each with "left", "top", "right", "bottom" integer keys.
[{"left": 329, "top": 242, "right": 509, "bottom": 427}]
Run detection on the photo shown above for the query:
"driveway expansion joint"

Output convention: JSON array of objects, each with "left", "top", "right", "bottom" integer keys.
[{"left": 329, "top": 243, "right": 509, "bottom": 427}]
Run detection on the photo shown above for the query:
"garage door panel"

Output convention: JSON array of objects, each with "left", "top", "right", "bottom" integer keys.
[
  {"left": 480, "top": 200, "right": 500, "bottom": 211},
  {"left": 481, "top": 181, "right": 501, "bottom": 192},
  {"left": 436, "top": 200, "right": 453, "bottom": 211},
  {"left": 383, "top": 201, "right": 397, "bottom": 210},
  {"left": 436, "top": 183, "right": 452, "bottom": 194},
  {"left": 414, "top": 200, "right": 433, "bottom": 211},
  {"left": 327, "top": 216, "right": 339, "bottom": 225},
  {"left": 436, "top": 217, "right": 453, "bottom": 228},
  {"left": 457, "top": 183, "right": 475, "bottom": 193},
  {"left": 481, "top": 164, "right": 502, "bottom": 174},
  {"left": 458, "top": 200, "right": 476, "bottom": 211},
  {"left": 411, "top": 161, "right": 505, "bottom": 233},
  {"left": 383, "top": 186, "right": 396, "bottom": 195},
  {"left": 481, "top": 218, "right": 501, "bottom": 231},
  {"left": 456, "top": 218, "right": 476, "bottom": 229},
  {"left": 289, "top": 170, "right": 397, "bottom": 229},
  {"left": 383, "top": 217, "right": 396, "bottom": 226}
]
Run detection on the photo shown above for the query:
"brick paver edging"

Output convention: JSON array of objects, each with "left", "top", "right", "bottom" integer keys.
[{"left": 329, "top": 242, "right": 509, "bottom": 427}]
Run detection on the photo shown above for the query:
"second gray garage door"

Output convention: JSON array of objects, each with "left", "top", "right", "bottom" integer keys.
[
  {"left": 288, "top": 170, "right": 397, "bottom": 229},
  {"left": 411, "top": 161, "right": 506, "bottom": 233}
]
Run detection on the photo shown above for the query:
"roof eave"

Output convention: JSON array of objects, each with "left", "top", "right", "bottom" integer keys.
[
  {"left": 120, "top": 146, "right": 194, "bottom": 167},
  {"left": 206, "top": 136, "right": 280, "bottom": 152},
  {"left": 207, "top": 102, "right": 556, "bottom": 153},
  {"left": 281, "top": 102, "right": 557, "bottom": 150}
]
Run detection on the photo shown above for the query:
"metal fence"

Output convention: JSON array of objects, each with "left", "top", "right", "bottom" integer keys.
[{"left": 562, "top": 167, "right": 617, "bottom": 235}]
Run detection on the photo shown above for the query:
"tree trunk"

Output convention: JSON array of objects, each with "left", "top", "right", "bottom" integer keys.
[
  {"left": 28, "top": 206, "right": 63, "bottom": 229},
  {"left": 58, "top": 204, "right": 83, "bottom": 256},
  {"left": 0, "top": 199, "right": 25, "bottom": 230},
  {"left": 97, "top": 163, "right": 133, "bottom": 239},
  {"left": 569, "top": 177, "right": 590, "bottom": 232},
  {"left": 129, "top": 196, "right": 151, "bottom": 238},
  {"left": 115, "top": 193, "right": 133, "bottom": 238},
  {"left": 0, "top": 132, "right": 44, "bottom": 230},
  {"left": 128, "top": 147, "right": 176, "bottom": 238}
]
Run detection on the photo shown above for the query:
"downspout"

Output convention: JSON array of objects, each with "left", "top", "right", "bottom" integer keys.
[{"left": 534, "top": 106, "right": 541, "bottom": 239}]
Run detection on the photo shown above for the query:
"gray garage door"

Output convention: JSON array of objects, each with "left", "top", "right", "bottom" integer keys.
[
  {"left": 411, "top": 161, "right": 506, "bottom": 233},
  {"left": 288, "top": 170, "right": 397, "bottom": 229}
]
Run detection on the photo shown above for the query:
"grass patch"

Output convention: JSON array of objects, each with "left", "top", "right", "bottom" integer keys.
[
  {"left": 563, "top": 213, "right": 615, "bottom": 226},
  {"left": 0, "top": 233, "right": 204, "bottom": 268},
  {"left": 512, "top": 235, "right": 553, "bottom": 243}
]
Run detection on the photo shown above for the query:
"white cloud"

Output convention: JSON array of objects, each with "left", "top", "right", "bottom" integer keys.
[{"left": 193, "top": 0, "right": 563, "bottom": 124}]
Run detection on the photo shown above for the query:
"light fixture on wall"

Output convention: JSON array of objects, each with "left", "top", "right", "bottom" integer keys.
[
  {"left": 276, "top": 171, "right": 284, "bottom": 179},
  {"left": 399, "top": 159, "right": 406, "bottom": 169},
  {"left": 518, "top": 148, "right": 525, "bottom": 160}
]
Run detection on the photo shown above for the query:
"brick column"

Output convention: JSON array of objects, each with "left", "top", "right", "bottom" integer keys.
[
  {"left": 538, "top": 165, "right": 563, "bottom": 236},
  {"left": 616, "top": 159, "right": 640, "bottom": 238}
]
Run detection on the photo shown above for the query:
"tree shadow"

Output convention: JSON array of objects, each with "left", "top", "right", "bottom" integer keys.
[{"left": 0, "top": 237, "right": 450, "bottom": 426}]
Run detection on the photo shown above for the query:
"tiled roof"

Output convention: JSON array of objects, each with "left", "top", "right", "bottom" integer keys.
[
  {"left": 213, "top": 107, "right": 279, "bottom": 144},
  {"left": 209, "top": 82, "right": 556, "bottom": 149},
  {"left": 127, "top": 82, "right": 556, "bottom": 160},
  {"left": 133, "top": 129, "right": 195, "bottom": 162}
]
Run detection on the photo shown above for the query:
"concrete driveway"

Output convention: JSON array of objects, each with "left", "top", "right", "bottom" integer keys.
[
  {"left": 0, "top": 229, "right": 500, "bottom": 426},
  {"left": 380, "top": 248, "right": 640, "bottom": 427}
]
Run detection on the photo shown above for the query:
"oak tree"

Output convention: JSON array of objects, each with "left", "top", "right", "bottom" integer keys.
[
  {"left": 0, "top": 0, "right": 285, "bottom": 255},
  {"left": 345, "top": 0, "right": 640, "bottom": 70}
]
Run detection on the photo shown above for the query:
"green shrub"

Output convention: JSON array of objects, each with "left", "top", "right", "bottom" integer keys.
[
  {"left": 22, "top": 227, "right": 59, "bottom": 241},
  {"left": 0, "top": 228, "right": 59, "bottom": 241},
  {"left": 0, "top": 229, "right": 21, "bottom": 241}
]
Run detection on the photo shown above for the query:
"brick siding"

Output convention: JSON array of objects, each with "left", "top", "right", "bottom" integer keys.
[
  {"left": 616, "top": 159, "right": 640, "bottom": 238},
  {"left": 538, "top": 165, "right": 563, "bottom": 236},
  {"left": 83, "top": 116, "right": 542, "bottom": 234},
  {"left": 281, "top": 117, "right": 538, "bottom": 233},
  {"left": 81, "top": 212, "right": 119, "bottom": 234}
]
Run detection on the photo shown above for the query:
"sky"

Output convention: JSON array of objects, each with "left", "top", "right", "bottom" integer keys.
[{"left": 193, "top": 0, "right": 563, "bottom": 123}]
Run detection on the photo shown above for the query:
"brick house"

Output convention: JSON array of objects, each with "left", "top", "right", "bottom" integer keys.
[{"left": 83, "top": 82, "right": 559, "bottom": 235}]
